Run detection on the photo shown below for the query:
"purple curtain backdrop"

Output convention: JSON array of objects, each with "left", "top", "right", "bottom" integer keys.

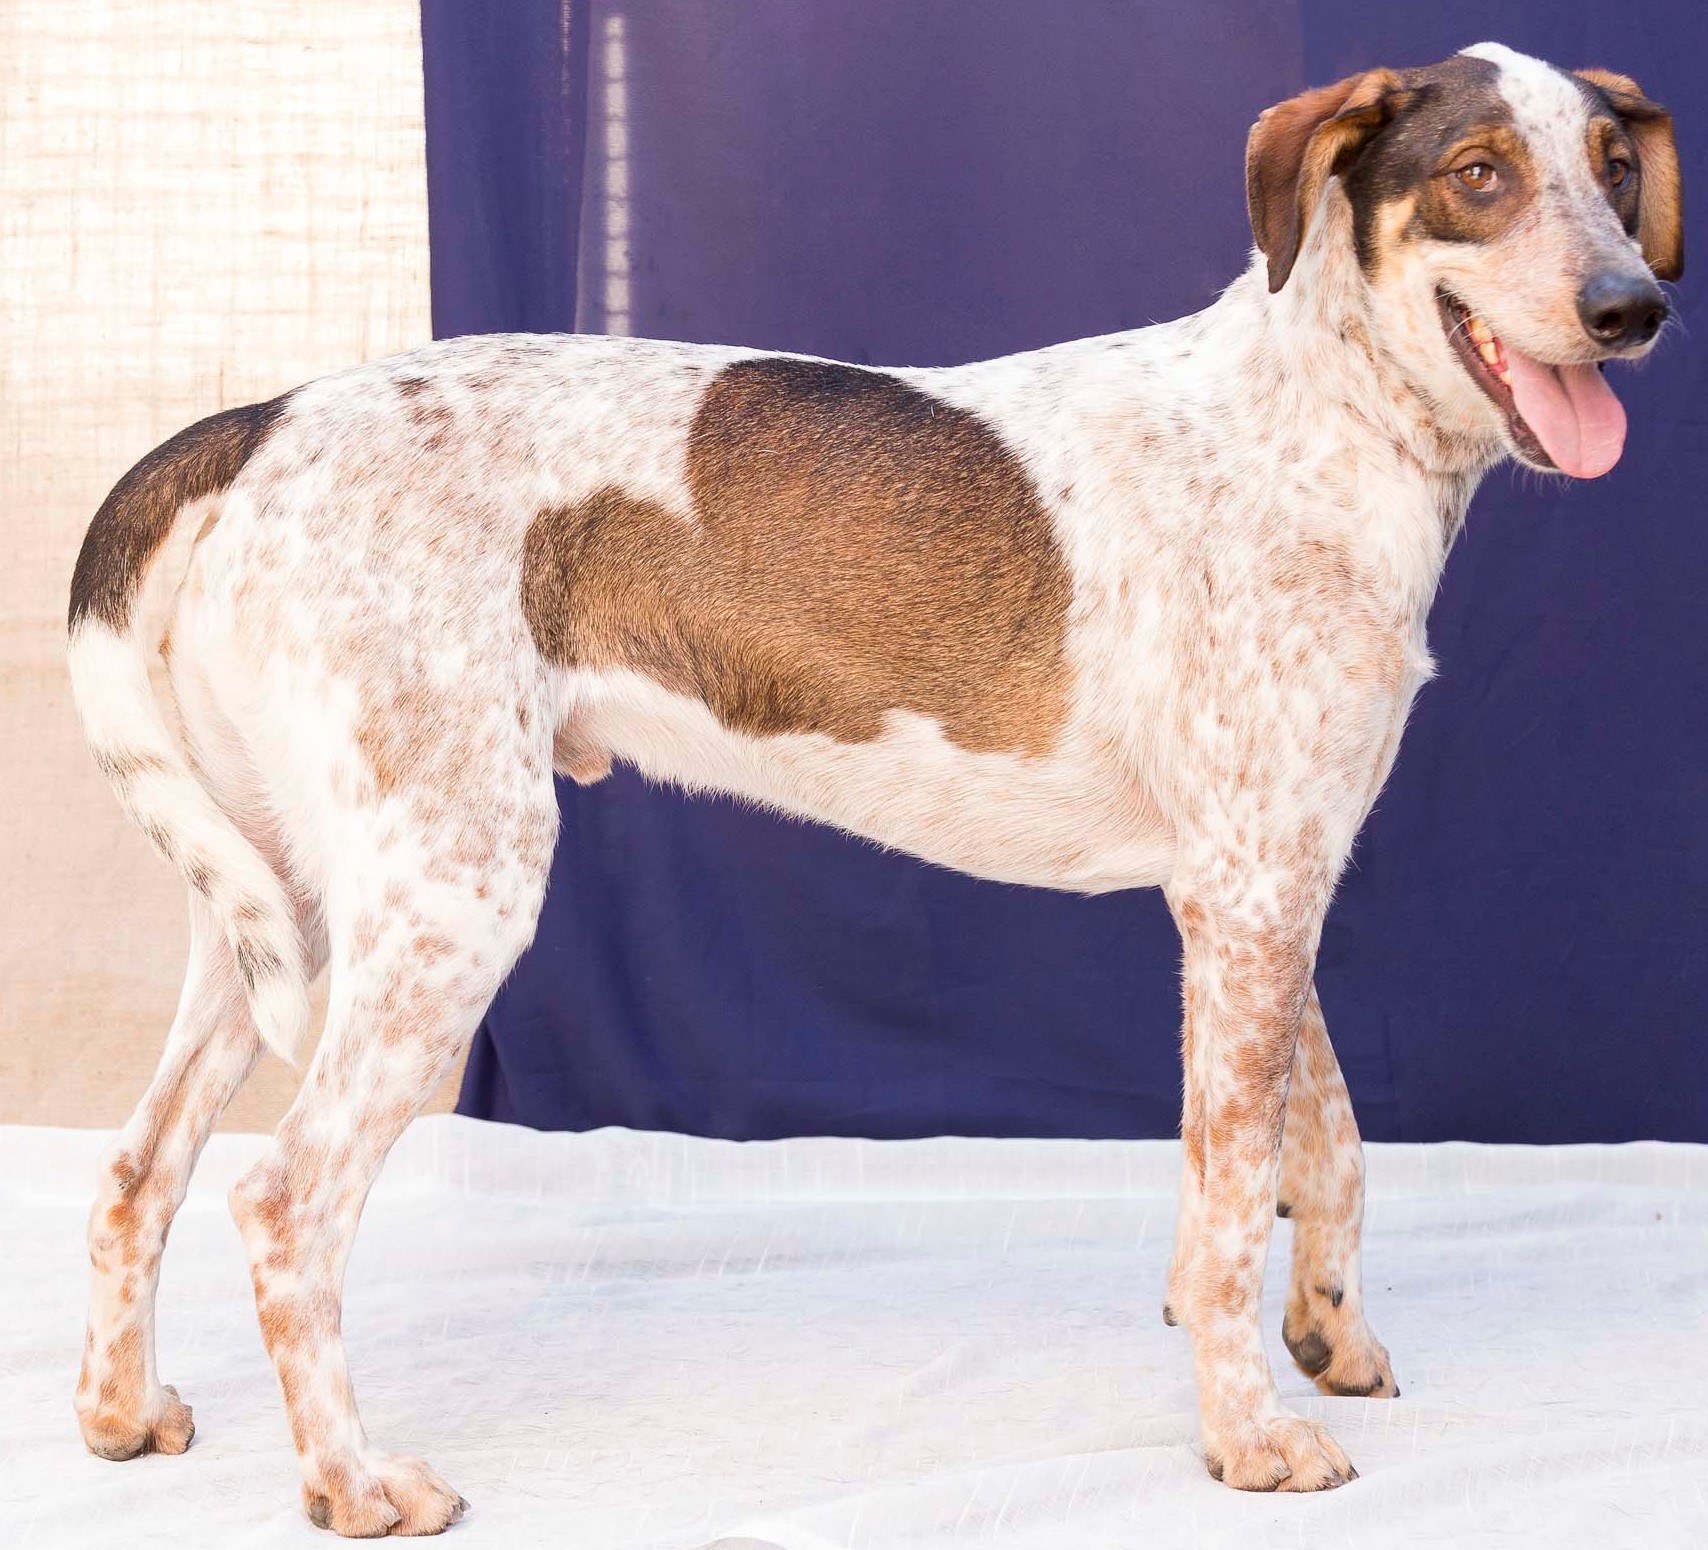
[{"left": 421, "top": 0, "right": 1707, "bottom": 1142}]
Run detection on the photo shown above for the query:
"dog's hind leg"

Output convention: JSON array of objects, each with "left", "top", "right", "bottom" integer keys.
[
  {"left": 76, "top": 896, "right": 272, "bottom": 1460},
  {"left": 229, "top": 775, "right": 555, "bottom": 1537},
  {"left": 1277, "top": 986, "right": 1396, "bottom": 1398}
]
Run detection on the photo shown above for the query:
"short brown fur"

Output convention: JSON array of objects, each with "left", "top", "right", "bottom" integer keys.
[
  {"left": 69, "top": 398, "right": 289, "bottom": 632},
  {"left": 1246, "top": 70, "right": 1405, "bottom": 291},
  {"left": 1331, "top": 56, "right": 1523, "bottom": 270},
  {"left": 1574, "top": 68, "right": 1685, "bottom": 281},
  {"left": 1407, "top": 121, "right": 1536, "bottom": 246},
  {"left": 521, "top": 357, "right": 1073, "bottom": 757}
]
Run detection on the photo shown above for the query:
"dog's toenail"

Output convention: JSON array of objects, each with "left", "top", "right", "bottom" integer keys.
[
  {"left": 1276, "top": 1200, "right": 1291, "bottom": 1218},
  {"left": 306, "top": 1493, "right": 331, "bottom": 1529},
  {"left": 1162, "top": 1302, "right": 1178, "bottom": 1326}
]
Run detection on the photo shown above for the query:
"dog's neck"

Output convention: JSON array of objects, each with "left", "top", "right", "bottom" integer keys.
[{"left": 1215, "top": 191, "right": 1495, "bottom": 539}]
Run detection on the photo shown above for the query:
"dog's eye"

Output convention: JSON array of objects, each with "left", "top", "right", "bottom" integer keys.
[
  {"left": 1455, "top": 162, "right": 1498, "bottom": 192},
  {"left": 1607, "top": 156, "right": 1632, "bottom": 189}
]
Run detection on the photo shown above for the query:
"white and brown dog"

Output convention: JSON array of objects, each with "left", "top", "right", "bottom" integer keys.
[{"left": 68, "top": 43, "right": 1682, "bottom": 1532}]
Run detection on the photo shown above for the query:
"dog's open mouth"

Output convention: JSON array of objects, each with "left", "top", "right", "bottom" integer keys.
[{"left": 1436, "top": 290, "right": 1627, "bottom": 478}]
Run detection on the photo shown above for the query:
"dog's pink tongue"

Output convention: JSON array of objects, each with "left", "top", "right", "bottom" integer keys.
[{"left": 1503, "top": 348, "right": 1627, "bottom": 478}]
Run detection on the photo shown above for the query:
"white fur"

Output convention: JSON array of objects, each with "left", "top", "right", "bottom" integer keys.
[{"left": 67, "top": 621, "right": 310, "bottom": 1062}]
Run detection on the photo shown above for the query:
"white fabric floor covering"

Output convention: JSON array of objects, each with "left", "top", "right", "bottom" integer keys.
[{"left": 3, "top": 1118, "right": 1706, "bottom": 1550}]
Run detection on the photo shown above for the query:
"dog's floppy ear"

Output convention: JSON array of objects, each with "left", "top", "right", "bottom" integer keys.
[
  {"left": 1246, "top": 70, "right": 1403, "bottom": 292},
  {"left": 1574, "top": 68, "right": 1684, "bottom": 282}
]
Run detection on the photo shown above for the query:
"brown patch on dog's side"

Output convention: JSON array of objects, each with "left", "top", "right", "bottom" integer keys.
[
  {"left": 1574, "top": 69, "right": 1684, "bottom": 281},
  {"left": 69, "top": 397, "right": 290, "bottom": 631},
  {"left": 521, "top": 357, "right": 1073, "bottom": 756}
]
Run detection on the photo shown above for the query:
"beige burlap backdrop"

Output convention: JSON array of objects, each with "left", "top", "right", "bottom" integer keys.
[{"left": 0, "top": 2, "right": 466, "bottom": 1128}]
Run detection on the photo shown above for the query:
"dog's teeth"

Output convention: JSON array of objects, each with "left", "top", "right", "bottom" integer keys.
[{"left": 1456, "top": 310, "right": 1510, "bottom": 383}]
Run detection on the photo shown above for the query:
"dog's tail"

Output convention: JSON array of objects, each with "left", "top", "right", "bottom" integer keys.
[{"left": 66, "top": 398, "right": 311, "bottom": 1066}]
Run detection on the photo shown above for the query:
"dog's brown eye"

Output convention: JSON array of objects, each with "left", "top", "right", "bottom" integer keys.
[
  {"left": 1607, "top": 156, "right": 1632, "bottom": 189},
  {"left": 1456, "top": 162, "right": 1497, "bottom": 192}
]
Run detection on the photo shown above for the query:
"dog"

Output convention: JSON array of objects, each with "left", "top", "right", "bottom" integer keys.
[{"left": 67, "top": 42, "right": 1681, "bottom": 1532}]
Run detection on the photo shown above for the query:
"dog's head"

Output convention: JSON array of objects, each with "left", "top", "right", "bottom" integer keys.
[{"left": 1247, "top": 43, "right": 1682, "bottom": 478}]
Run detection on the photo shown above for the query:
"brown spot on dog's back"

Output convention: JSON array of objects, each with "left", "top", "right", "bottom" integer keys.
[
  {"left": 521, "top": 357, "right": 1072, "bottom": 756},
  {"left": 69, "top": 397, "right": 289, "bottom": 632},
  {"left": 396, "top": 376, "right": 458, "bottom": 450}
]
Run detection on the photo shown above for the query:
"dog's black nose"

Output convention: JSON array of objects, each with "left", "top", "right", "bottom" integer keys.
[{"left": 1576, "top": 271, "right": 1668, "bottom": 348}]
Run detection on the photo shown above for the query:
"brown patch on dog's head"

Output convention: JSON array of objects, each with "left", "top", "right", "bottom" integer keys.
[
  {"left": 522, "top": 358, "right": 1073, "bottom": 758},
  {"left": 1329, "top": 54, "right": 1532, "bottom": 270},
  {"left": 1573, "top": 69, "right": 1683, "bottom": 280},
  {"left": 1247, "top": 69, "right": 1407, "bottom": 290}
]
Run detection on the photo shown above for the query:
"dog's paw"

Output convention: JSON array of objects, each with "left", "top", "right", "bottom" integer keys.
[
  {"left": 78, "top": 1382, "right": 195, "bottom": 1460},
  {"left": 305, "top": 1454, "right": 467, "bottom": 1537},
  {"left": 1204, "top": 1412, "right": 1356, "bottom": 1492},
  {"left": 1283, "top": 1290, "right": 1398, "bottom": 1398}
]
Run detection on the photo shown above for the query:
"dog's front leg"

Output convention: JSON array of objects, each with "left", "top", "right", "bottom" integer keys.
[
  {"left": 1166, "top": 871, "right": 1356, "bottom": 1491},
  {"left": 1277, "top": 986, "right": 1396, "bottom": 1398}
]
